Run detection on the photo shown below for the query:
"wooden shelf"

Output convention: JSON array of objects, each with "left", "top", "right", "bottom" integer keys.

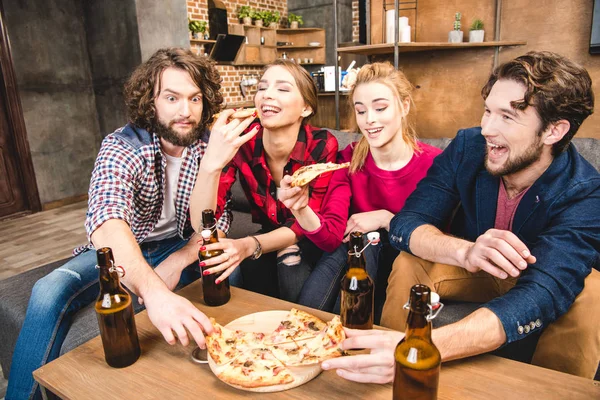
[
  {"left": 276, "top": 28, "right": 325, "bottom": 33},
  {"left": 336, "top": 41, "right": 527, "bottom": 55},
  {"left": 190, "top": 39, "right": 216, "bottom": 45},
  {"left": 277, "top": 45, "right": 323, "bottom": 50}
]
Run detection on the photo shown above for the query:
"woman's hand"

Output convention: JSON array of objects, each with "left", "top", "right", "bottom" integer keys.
[
  {"left": 343, "top": 210, "right": 394, "bottom": 242},
  {"left": 278, "top": 175, "right": 310, "bottom": 211},
  {"left": 199, "top": 237, "right": 255, "bottom": 282},
  {"left": 321, "top": 328, "right": 403, "bottom": 384},
  {"left": 200, "top": 109, "right": 259, "bottom": 173}
]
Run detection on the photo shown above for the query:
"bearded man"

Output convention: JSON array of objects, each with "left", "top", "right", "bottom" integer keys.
[{"left": 8, "top": 48, "right": 225, "bottom": 400}]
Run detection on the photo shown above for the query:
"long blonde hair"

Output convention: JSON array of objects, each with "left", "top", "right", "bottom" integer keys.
[{"left": 348, "top": 62, "right": 417, "bottom": 173}]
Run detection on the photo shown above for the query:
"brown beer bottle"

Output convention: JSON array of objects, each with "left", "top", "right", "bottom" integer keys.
[
  {"left": 340, "top": 231, "right": 374, "bottom": 329},
  {"left": 393, "top": 284, "right": 441, "bottom": 400},
  {"left": 199, "top": 209, "right": 231, "bottom": 306},
  {"left": 94, "top": 247, "right": 141, "bottom": 368}
]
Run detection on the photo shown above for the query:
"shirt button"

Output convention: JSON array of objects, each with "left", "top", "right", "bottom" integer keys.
[
  {"left": 270, "top": 191, "right": 275, "bottom": 196},
  {"left": 524, "top": 325, "right": 530, "bottom": 334},
  {"left": 271, "top": 213, "right": 275, "bottom": 216},
  {"left": 529, "top": 322, "right": 536, "bottom": 330},
  {"left": 518, "top": 326, "right": 524, "bottom": 334},
  {"left": 535, "top": 319, "right": 542, "bottom": 328}
]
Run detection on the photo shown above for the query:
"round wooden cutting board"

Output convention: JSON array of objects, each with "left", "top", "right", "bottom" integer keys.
[{"left": 207, "top": 310, "right": 322, "bottom": 392}]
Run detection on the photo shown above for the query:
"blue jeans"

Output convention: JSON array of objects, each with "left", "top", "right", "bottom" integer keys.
[
  {"left": 297, "top": 230, "right": 398, "bottom": 321},
  {"left": 7, "top": 235, "right": 197, "bottom": 400}
]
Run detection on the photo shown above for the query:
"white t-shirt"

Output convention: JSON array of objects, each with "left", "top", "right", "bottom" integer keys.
[{"left": 145, "top": 149, "right": 187, "bottom": 241}]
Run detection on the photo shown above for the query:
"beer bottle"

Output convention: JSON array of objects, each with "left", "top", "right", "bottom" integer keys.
[
  {"left": 393, "top": 284, "right": 441, "bottom": 400},
  {"left": 95, "top": 247, "right": 141, "bottom": 368},
  {"left": 340, "top": 231, "right": 374, "bottom": 329},
  {"left": 199, "top": 209, "right": 231, "bottom": 306}
]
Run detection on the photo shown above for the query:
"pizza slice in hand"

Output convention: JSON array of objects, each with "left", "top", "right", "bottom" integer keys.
[
  {"left": 281, "top": 315, "right": 346, "bottom": 366},
  {"left": 290, "top": 162, "right": 350, "bottom": 187}
]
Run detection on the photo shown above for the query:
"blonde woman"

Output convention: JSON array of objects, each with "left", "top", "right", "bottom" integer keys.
[{"left": 279, "top": 62, "right": 441, "bottom": 316}]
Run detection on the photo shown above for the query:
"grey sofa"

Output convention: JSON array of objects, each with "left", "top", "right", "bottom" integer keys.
[{"left": 1, "top": 132, "right": 598, "bottom": 381}]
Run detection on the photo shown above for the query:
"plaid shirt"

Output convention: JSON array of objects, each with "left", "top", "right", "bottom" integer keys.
[
  {"left": 74, "top": 123, "right": 228, "bottom": 255},
  {"left": 216, "top": 122, "right": 338, "bottom": 239}
]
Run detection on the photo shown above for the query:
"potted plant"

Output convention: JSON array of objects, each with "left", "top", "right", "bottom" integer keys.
[
  {"left": 252, "top": 9, "right": 264, "bottom": 27},
  {"left": 188, "top": 19, "right": 202, "bottom": 39},
  {"left": 448, "top": 12, "right": 463, "bottom": 43},
  {"left": 197, "top": 21, "right": 209, "bottom": 40},
  {"left": 238, "top": 6, "right": 253, "bottom": 25},
  {"left": 268, "top": 11, "right": 281, "bottom": 28},
  {"left": 288, "top": 13, "right": 304, "bottom": 29},
  {"left": 469, "top": 19, "right": 485, "bottom": 43}
]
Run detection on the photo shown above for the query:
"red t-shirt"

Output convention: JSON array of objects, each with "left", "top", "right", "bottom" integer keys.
[
  {"left": 303, "top": 141, "right": 442, "bottom": 252},
  {"left": 494, "top": 180, "right": 530, "bottom": 231}
]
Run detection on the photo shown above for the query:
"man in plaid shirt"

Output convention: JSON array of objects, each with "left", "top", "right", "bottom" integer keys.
[{"left": 8, "top": 48, "right": 252, "bottom": 400}]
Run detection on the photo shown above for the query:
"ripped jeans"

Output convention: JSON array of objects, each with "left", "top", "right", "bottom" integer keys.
[{"left": 7, "top": 235, "right": 196, "bottom": 400}]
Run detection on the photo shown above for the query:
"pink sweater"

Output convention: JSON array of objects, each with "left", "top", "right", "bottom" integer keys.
[{"left": 302, "top": 142, "right": 442, "bottom": 252}]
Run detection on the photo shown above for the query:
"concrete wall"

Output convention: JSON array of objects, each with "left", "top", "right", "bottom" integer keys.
[
  {"left": 4, "top": 0, "right": 101, "bottom": 204},
  {"left": 288, "top": 0, "right": 353, "bottom": 66},
  {"left": 83, "top": 0, "right": 142, "bottom": 137},
  {"left": 135, "top": 0, "right": 190, "bottom": 61}
]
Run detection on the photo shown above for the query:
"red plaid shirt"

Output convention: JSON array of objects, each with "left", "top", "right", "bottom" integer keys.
[{"left": 216, "top": 122, "right": 338, "bottom": 239}]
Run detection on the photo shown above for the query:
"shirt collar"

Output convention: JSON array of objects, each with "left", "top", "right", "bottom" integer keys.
[{"left": 250, "top": 124, "right": 309, "bottom": 167}]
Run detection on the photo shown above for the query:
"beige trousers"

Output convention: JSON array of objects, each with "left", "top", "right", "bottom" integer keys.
[{"left": 381, "top": 252, "right": 600, "bottom": 379}]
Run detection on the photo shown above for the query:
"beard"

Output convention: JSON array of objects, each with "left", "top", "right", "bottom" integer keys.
[
  {"left": 485, "top": 134, "right": 544, "bottom": 177},
  {"left": 152, "top": 118, "right": 204, "bottom": 147}
]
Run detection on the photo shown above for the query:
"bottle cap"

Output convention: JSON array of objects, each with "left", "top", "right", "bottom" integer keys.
[
  {"left": 201, "top": 229, "right": 211, "bottom": 240},
  {"left": 431, "top": 292, "right": 441, "bottom": 310},
  {"left": 366, "top": 231, "right": 380, "bottom": 244}
]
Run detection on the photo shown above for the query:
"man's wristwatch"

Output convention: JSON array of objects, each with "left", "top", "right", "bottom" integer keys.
[{"left": 249, "top": 236, "right": 262, "bottom": 260}]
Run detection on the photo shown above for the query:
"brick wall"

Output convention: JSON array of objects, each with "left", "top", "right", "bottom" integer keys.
[
  {"left": 187, "top": 0, "right": 287, "bottom": 104},
  {"left": 352, "top": 0, "right": 359, "bottom": 43}
]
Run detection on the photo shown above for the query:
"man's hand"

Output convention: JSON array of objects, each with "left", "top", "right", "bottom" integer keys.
[
  {"left": 143, "top": 288, "right": 214, "bottom": 348},
  {"left": 200, "top": 109, "right": 259, "bottom": 173},
  {"left": 321, "top": 328, "right": 403, "bottom": 384},
  {"left": 200, "top": 237, "right": 255, "bottom": 282},
  {"left": 278, "top": 175, "right": 310, "bottom": 211},
  {"left": 342, "top": 210, "right": 394, "bottom": 242},
  {"left": 461, "top": 229, "right": 537, "bottom": 279}
]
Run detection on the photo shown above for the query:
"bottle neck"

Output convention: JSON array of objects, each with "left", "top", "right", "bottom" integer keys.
[
  {"left": 405, "top": 309, "right": 432, "bottom": 340},
  {"left": 98, "top": 266, "right": 120, "bottom": 293}
]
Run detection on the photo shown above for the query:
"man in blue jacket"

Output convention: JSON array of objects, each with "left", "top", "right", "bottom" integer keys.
[{"left": 320, "top": 51, "right": 599, "bottom": 382}]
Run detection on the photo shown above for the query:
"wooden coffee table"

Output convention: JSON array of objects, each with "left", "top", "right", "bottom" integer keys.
[{"left": 34, "top": 282, "right": 600, "bottom": 399}]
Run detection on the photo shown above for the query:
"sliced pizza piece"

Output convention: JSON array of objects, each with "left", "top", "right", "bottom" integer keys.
[
  {"left": 265, "top": 308, "right": 326, "bottom": 345},
  {"left": 206, "top": 320, "right": 248, "bottom": 365},
  {"left": 290, "top": 162, "right": 350, "bottom": 187},
  {"left": 286, "top": 315, "right": 346, "bottom": 366},
  {"left": 206, "top": 319, "right": 267, "bottom": 365},
  {"left": 217, "top": 348, "right": 294, "bottom": 388}
]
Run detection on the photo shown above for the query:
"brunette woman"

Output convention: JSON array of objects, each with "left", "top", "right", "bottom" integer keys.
[{"left": 190, "top": 59, "right": 338, "bottom": 302}]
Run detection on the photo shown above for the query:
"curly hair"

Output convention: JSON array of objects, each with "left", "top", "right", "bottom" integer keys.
[
  {"left": 124, "top": 47, "right": 223, "bottom": 133},
  {"left": 481, "top": 51, "right": 594, "bottom": 156}
]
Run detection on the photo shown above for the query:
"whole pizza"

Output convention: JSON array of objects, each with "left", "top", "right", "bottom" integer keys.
[{"left": 206, "top": 308, "right": 346, "bottom": 389}]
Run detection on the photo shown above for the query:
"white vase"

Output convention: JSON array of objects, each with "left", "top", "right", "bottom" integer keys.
[
  {"left": 269, "top": 22, "right": 278, "bottom": 28},
  {"left": 290, "top": 21, "right": 299, "bottom": 29},
  {"left": 448, "top": 30, "right": 464, "bottom": 43},
  {"left": 242, "top": 17, "right": 252, "bottom": 25},
  {"left": 254, "top": 19, "right": 263, "bottom": 27},
  {"left": 469, "top": 30, "right": 485, "bottom": 43}
]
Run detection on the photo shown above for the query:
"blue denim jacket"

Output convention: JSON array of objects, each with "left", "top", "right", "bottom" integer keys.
[{"left": 389, "top": 128, "right": 600, "bottom": 344}]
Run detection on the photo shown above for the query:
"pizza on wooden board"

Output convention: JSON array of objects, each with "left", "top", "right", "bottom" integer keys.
[
  {"left": 206, "top": 309, "right": 347, "bottom": 388},
  {"left": 290, "top": 162, "right": 350, "bottom": 187}
]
